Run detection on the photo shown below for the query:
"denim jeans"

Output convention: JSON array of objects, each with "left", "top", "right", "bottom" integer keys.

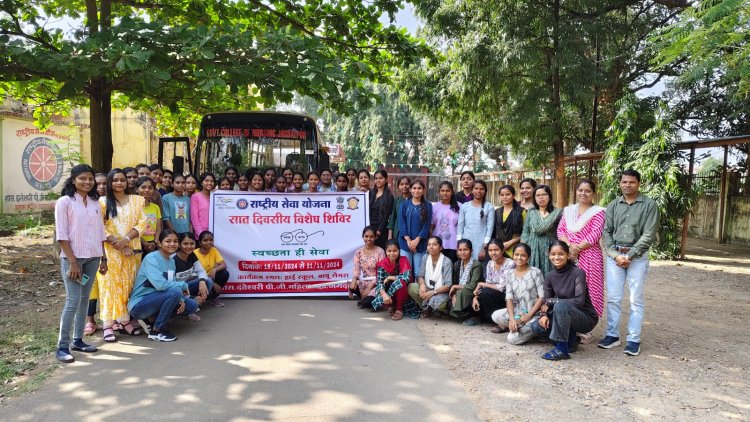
[
  {"left": 129, "top": 287, "right": 199, "bottom": 331},
  {"left": 188, "top": 278, "right": 214, "bottom": 298},
  {"left": 400, "top": 249, "right": 425, "bottom": 276},
  {"left": 58, "top": 257, "right": 100, "bottom": 349},
  {"left": 530, "top": 301, "right": 597, "bottom": 343},
  {"left": 605, "top": 255, "right": 650, "bottom": 343}
]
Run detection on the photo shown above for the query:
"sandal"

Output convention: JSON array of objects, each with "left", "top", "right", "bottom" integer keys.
[
  {"left": 391, "top": 310, "right": 403, "bottom": 321},
  {"left": 542, "top": 347, "right": 570, "bottom": 361},
  {"left": 102, "top": 327, "right": 117, "bottom": 343},
  {"left": 112, "top": 321, "right": 123, "bottom": 331},
  {"left": 119, "top": 321, "right": 143, "bottom": 336},
  {"left": 388, "top": 306, "right": 396, "bottom": 316},
  {"left": 490, "top": 326, "right": 508, "bottom": 334},
  {"left": 84, "top": 321, "right": 98, "bottom": 335}
]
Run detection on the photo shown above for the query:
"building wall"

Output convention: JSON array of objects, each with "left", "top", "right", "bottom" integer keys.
[
  {"left": 727, "top": 197, "right": 750, "bottom": 245},
  {"left": 0, "top": 109, "right": 154, "bottom": 214}
]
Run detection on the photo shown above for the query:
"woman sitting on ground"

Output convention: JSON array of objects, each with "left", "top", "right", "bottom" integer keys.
[
  {"left": 531, "top": 241, "right": 598, "bottom": 360},
  {"left": 173, "top": 232, "right": 212, "bottom": 320},
  {"left": 448, "top": 239, "right": 483, "bottom": 322},
  {"left": 128, "top": 229, "right": 198, "bottom": 342},
  {"left": 491, "top": 243, "right": 545, "bottom": 344},
  {"left": 466, "top": 239, "right": 516, "bottom": 326},
  {"left": 194, "top": 230, "right": 229, "bottom": 307},
  {"left": 349, "top": 226, "right": 385, "bottom": 308},
  {"left": 370, "top": 240, "right": 419, "bottom": 320},
  {"left": 409, "top": 236, "right": 453, "bottom": 317}
]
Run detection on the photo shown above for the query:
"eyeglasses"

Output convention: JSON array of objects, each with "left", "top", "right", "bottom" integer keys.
[{"left": 535, "top": 193, "right": 549, "bottom": 198}]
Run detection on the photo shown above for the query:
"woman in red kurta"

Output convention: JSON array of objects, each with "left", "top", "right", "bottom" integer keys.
[{"left": 557, "top": 179, "right": 605, "bottom": 318}]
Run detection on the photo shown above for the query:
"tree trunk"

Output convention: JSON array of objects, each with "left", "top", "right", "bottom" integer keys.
[
  {"left": 88, "top": 81, "right": 114, "bottom": 172},
  {"left": 551, "top": 0, "right": 566, "bottom": 207}
]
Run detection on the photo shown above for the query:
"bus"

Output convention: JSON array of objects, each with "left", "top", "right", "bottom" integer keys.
[{"left": 193, "top": 111, "right": 323, "bottom": 176}]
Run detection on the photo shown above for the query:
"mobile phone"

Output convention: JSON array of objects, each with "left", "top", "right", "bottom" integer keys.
[{"left": 81, "top": 273, "right": 90, "bottom": 285}]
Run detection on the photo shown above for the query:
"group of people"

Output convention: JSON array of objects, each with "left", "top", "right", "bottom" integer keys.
[
  {"left": 54, "top": 162, "right": 658, "bottom": 364},
  {"left": 349, "top": 169, "right": 659, "bottom": 361},
  {"left": 54, "top": 163, "right": 231, "bottom": 363}
]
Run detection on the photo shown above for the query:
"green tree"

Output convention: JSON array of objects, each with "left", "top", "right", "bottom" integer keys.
[
  {"left": 0, "top": 0, "right": 428, "bottom": 171},
  {"left": 304, "top": 84, "right": 426, "bottom": 170},
  {"left": 600, "top": 95, "right": 696, "bottom": 259},
  {"left": 652, "top": 0, "right": 750, "bottom": 190},
  {"left": 401, "top": 0, "right": 686, "bottom": 205}
]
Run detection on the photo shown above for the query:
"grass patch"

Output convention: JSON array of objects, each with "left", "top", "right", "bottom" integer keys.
[
  {"left": 0, "top": 328, "right": 58, "bottom": 397},
  {"left": 0, "top": 212, "right": 55, "bottom": 237}
]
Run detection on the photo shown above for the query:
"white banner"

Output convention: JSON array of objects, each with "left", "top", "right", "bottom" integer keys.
[{"left": 209, "top": 191, "right": 369, "bottom": 297}]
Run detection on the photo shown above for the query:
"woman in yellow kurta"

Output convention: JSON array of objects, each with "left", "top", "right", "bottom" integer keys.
[{"left": 99, "top": 169, "right": 147, "bottom": 342}]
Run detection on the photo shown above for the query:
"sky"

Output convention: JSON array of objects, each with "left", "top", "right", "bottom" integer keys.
[{"left": 390, "top": 5, "right": 421, "bottom": 34}]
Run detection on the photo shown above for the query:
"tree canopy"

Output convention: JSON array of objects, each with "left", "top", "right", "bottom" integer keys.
[
  {"left": 400, "top": 0, "right": 686, "bottom": 204},
  {"left": 0, "top": 0, "right": 429, "bottom": 170}
]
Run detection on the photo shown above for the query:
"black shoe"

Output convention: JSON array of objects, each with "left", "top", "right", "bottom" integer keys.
[{"left": 71, "top": 340, "right": 97, "bottom": 353}]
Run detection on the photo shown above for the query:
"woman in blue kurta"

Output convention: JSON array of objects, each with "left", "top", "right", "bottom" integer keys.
[
  {"left": 398, "top": 180, "right": 433, "bottom": 274},
  {"left": 457, "top": 180, "right": 495, "bottom": 261}
]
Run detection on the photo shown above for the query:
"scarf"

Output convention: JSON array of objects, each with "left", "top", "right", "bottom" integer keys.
[
  {"left": 494, "top": 203, "right": 524, "bottom": 242},
  {"left": 531, "top": 208, "right": 562, "bottom": 235},
  {"left": 378, "top": 256, "right": 412, "bottom": 282},
  {"left": 458, "top": 258, "right": 476, "bottom": 286},
  {"left": 563, "top": 204, "right": 605, "bottom": 234},
  {"left": 424, "top": 253, "right": 446, "bottom": 290}
]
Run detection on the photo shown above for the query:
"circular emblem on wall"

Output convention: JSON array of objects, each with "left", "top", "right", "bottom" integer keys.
[{"left": 22, "top": 137, "right": 64, "bottom": 191}]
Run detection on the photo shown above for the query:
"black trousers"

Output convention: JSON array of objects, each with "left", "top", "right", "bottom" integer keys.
[{"left": 476, "top": 288, "right": 506, "bottom": 321}]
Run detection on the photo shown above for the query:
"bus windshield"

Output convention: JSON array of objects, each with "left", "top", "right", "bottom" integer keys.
[{"left": 195, "top": 111, "right": 321, "bottom": 176}]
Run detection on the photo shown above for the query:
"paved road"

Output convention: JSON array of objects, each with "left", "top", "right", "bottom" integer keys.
[{"left": 3, "top": 299, "right": 479, "bottom": 421}]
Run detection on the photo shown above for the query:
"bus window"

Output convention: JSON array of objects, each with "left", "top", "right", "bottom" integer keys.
[{"left": 195, "top": 111, "right": 322, "bottom": 176}]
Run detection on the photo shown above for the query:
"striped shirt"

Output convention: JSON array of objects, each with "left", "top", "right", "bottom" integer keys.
[{"left": 55, "top": 193, "right": 107, "bottom": 259}]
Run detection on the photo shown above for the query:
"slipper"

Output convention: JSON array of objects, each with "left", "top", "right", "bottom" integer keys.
[
  {"left": 542, "top": 347, "right": 570, "bottom": 361},
  {"left": 490, "top": 326, "right": 508, "bottom": 334},
  {"left": 84, "top": 321, "right": 98, "bottom": 336},
  {"left": 102, "top": 327, "right": 117, "bottom": 343},
  {"left": 391, "top": 310, "right": 403, "bottom": 321},
  {"left": 388, "top": 306, "right": 396, "bottom": 316},
  {"left": 119, "top": 321, "right": 142, "bottom": 336},
  {"left": 112, "top": 321, "right": 123, "bottom": 331}
]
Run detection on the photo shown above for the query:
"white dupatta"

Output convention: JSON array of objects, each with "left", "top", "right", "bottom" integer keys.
[
  {"left": 424, "top": 253, "right": 445, "bottom": 290},
  {"left": 564, "top": 203, "right": 605, "bottom": 234}
]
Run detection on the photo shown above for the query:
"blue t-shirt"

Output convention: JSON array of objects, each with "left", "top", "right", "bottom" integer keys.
[{"left": 162, "top": 193, "right": 191, "bottom": 234}]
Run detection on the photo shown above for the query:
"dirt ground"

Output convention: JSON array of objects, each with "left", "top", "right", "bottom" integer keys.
[
  {"left": 417, "top": 241, "right": 750, "bottom": 421},
  {"left": 1, "top": 227, "right": 749, "bottom": 420}
]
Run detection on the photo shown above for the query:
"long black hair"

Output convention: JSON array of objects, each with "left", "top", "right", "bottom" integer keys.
[
  {"left": 105, "top": 168, "right": 127, "bottom": 220},
  {"left": 60, "top": 164, "right": 98, "bottom": 200},
  {"left": 499, "top": 184, "right": 519, "bottom": 207},
  {"left": 439, "top": 181, "right": 460, "bottom": 212},
  {"left": 198, "top": 172, "right": 216, "bottom": 191},
  {"left": 532, "top": 185, "right": 555, "bottom": 213},
  {"left": 473, "top": 180, "right": 489, "bottom": 220},
  {"left": 410, "top": 180, "right": 428, "bottom": 223}
]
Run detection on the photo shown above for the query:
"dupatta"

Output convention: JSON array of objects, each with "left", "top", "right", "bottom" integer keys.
[{"left": 377, "top": 255, "right": 412, "bottom": 282}]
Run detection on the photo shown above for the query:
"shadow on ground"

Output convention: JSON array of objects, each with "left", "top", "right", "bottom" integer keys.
[{"left": 3, "top": 300, "right": 479, "bottom": 422}]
